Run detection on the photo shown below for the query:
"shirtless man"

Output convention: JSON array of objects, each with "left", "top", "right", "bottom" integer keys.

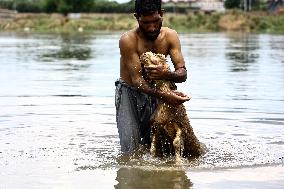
[{"left": 115, "top": 0, "right": 189, "bottom": 153}]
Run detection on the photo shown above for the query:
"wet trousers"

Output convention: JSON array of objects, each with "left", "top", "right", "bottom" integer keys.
[{"left": 115, "top": 79, "right": 157, "bottom": 152}]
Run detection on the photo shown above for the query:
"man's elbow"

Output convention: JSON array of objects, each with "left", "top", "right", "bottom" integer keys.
[
  {"left": 181, "top": 75, "right": 187, "bottom": 83},
  {"left": 176, "top": 72, "right": 187, "bottom": 83},
  {"left": 174, "top": 67, "right": 187, "bottom": 83}
]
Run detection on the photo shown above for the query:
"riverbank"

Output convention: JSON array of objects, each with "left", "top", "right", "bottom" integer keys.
[{"left": 1, "top": 11, "right": 284, "bottom": 33}]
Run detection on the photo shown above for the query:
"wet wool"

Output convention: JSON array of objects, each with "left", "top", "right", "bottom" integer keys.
[{"left": 140, "top": 51, "right": 204, "bottom": 161}]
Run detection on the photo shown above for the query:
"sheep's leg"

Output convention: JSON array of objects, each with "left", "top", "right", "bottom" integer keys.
[
  {"left": 150, "top": 133, "right": 157, "bottom": 156},
  {"left": 173, "top": 127, "right": 182, "bottom": 163}
]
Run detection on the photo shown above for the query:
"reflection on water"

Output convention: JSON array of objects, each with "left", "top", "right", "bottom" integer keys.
[
  {"left": 0, "top": 32, "right": 284, "bottom": 188},
  {"left": 39, "top": 33, "right": 93, "bottom": 61},
  {"left": 225, "top": 33, "right": 259, "bottom": 72},
  {"left": 115, "top": 167, "right": 192, "bottom": 189}
]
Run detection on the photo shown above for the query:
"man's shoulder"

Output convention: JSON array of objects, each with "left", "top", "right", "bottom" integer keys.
[
  {"left": 162, "top": 27, "right": 178, "bottom": 37},
  {"left": 119, "top": 29, "right": 137, "bottom": 44},
  {"left": 119, "top": 29, "right": 137, "bottom": 52}
]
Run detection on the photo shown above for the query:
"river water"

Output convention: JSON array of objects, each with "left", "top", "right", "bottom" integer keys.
[{"left": 0, "top": 32, "right": 283, "bottom": 188}]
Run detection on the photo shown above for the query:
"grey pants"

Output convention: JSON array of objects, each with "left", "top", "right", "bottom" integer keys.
[{"left": 115, "top": 79, "right": 157, "bottom": 153}]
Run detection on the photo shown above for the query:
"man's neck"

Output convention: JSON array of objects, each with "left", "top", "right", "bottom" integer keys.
[{"left": 137, "top": 27, "right": 160, "bottom": 42}]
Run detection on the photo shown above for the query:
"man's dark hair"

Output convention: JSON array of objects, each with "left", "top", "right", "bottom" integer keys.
[{"left": 135, "top": 0, "right": 162, "bottom": 16}]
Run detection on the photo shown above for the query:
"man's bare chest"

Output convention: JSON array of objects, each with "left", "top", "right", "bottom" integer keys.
[{"left": 137, "top": 39, "right": 169, "bottom": 57}]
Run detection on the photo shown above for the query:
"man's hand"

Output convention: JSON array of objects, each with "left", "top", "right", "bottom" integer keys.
[
  {"left": 162, "top": 90, "right": 191, "bottom": 106},
  {"left": 144, "top": 64, "right": 169, "bottom": 80}
]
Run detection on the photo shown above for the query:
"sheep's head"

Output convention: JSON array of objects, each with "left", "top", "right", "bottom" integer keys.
[{"left": 140, "top": 51, "right": 167, "bottom": 68}]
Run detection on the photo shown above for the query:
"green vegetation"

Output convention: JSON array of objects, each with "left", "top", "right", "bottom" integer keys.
[
  {"left": 0, "top": 0, "right": 135, "bottom": 13},
  {"left": 0, "top": 0, "right": 278, "bottom": 13},
  {"left": 1, "top": 11, "right": 284, "bottom": 34},
  {"left": 224, "top": 0, "right": 265, "bottom": 10},
  {"left": 43, "top": 0, "right": 94, "bottom": 14},
  {"left": 0, "top": 13, "right": 137, "bottom": 32},
  {"left": 224, "top": 0, "right": 241, "bottom": 9}
]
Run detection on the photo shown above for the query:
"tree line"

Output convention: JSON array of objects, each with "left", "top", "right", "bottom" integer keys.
[
  {"left": 0, "top": 0, "right": 136, "bottom": 13},
  {"left": 0, "top": 0, "right": 275, "bottom": 14},
  {"left": 224, "top": 0, "right": 269, "bottom": 11}
]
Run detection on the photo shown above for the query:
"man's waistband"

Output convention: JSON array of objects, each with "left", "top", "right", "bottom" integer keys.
[{"left": 115, "top": 78, "right": 138, "bottom": 91}]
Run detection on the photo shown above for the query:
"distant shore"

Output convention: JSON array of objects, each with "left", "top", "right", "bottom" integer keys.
[{"left": 1, "top": 11, "right": 284, "bottom": 33}]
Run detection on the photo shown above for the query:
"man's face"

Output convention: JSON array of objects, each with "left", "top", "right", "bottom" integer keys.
[{"left": 137, "top": 11, "right": 163, "bottom": 41}]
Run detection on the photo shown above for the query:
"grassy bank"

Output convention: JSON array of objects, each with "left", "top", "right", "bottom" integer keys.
[{"left": 1, "top": 11, "right": 284, "bottom": 33}]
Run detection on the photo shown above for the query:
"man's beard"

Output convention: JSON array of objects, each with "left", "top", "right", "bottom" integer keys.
[{"left": 139, "top": 23, "right": 162, "bottom": 41}]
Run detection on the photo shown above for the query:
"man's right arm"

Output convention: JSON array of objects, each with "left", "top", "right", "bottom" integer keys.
[{"left": 119, "top": 34, "right": 161, "bottom": 95}]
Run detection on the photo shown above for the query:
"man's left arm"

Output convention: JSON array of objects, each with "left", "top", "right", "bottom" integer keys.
[{"left": 167, "top": 29, "right": 187, "bottom": 83}]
